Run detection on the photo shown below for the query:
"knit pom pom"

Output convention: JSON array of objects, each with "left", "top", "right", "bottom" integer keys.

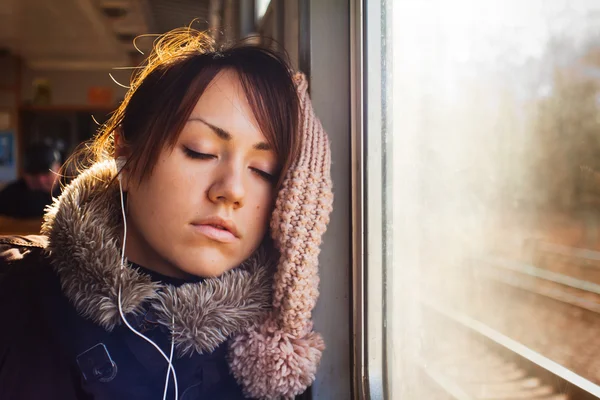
[{"left": 228, "top": 319, "right": 325, "bottom": 399}]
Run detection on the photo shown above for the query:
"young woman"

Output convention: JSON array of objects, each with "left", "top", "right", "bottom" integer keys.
[{"left": 0, "top": 28, "right": 332, "bottom": 400}]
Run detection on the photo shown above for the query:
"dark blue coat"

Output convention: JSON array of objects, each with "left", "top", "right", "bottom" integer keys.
[{"left": 0, "top": 236, "right": 248, "bottom": 400}]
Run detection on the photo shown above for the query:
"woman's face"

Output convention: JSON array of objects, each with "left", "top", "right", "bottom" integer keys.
[{"left": 122, "top": 70, "right": 278, "bottom": 278}]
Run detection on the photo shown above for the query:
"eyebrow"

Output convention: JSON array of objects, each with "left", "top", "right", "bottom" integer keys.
[
  {"left": 189, "top": 117, "right": 231, "bottom": 140},
  {"left": 188, "top": 116, "right": 272, "bottom": 151}
]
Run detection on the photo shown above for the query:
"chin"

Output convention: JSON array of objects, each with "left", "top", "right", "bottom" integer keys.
[
  {"left": 192, "top": 266, "right": 230, "bottom": 278},
  {"left": 178, "top": 251, "right": 239, "bottom": 278}
]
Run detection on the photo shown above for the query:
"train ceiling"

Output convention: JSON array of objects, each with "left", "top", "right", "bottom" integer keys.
[{"left": 0, "top": 0, "right": 210, "bottom": 70}]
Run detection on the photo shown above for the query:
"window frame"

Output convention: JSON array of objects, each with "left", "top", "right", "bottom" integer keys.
[{"left": 351, "top": 0, "right": 388, "bottom": 399}]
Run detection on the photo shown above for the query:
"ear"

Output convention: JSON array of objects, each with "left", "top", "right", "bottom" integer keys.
[{"left": 114, "top": 126, "right": 129, "bottom": 158}]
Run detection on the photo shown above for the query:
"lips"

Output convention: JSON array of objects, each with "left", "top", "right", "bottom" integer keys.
[
  {"left": 192, "top": 224, "right": 237, "bottom": 243},
  {"left": 191, "top": 216, "right": 239, "bottom": 244}
]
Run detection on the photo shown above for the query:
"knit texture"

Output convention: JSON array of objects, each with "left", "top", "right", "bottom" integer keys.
[{"left": 228, "top": 73, "right": 333, "bottom": 399}]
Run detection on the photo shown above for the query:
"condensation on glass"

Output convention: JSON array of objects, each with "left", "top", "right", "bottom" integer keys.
[{"left": 366, "top": 1, "right": 600, "bottom": 398}]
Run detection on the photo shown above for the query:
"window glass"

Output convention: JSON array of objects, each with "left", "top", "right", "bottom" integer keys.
[
  {"left": 256, "top": 0, "right": 271, "bottom": 21},
  {"left": 369, "top": 1, "right": 600, "bottom": 397}
]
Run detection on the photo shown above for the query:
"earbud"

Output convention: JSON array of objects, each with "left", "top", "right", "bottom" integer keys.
[{"left": 115, "top": 157, "right": 127, "bottom": 182}]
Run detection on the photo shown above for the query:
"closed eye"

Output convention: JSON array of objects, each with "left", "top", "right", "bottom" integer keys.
[
  {"left": 183, "top": 146, "right": 216, "bottom": 160},
  {"left": 184, "top": 146, "right": 275, "bottom": 182},
  {"left": 251, "top": 167, "right": 275, "bottom": 183}
]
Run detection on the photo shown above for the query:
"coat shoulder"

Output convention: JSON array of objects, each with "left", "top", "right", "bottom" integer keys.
[
  {"left": 0, "top": 234, "right": 48, "bottom": 272},
  {"left": 0, "top": 236, "right": 81, "bottom": 399},
  {"left": 0, "top": 234, "right": 54, "bottom": 307}
]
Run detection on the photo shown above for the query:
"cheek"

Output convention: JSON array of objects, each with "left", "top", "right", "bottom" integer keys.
[
  {"left": 254, "top": 204, "right": 269, "bottom": 220},
  {"left": 128, "top": 159, "right": 199, "bottom": 224},
  {"left": 247, "top": 198, "right": 274, "bottom": 236}
]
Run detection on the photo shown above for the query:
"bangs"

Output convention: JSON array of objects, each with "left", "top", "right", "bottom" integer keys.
[{"left": 76, "top": 29, "right": 300, "bottom": 191}]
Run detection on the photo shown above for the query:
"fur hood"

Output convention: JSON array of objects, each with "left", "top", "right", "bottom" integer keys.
[{"left": 41, "top": 161, "right": 273, "bottom": 356}]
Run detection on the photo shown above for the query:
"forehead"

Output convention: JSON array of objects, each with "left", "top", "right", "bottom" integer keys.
[{"left": 189, "top": 69, "right": 263, "bottom": 141}]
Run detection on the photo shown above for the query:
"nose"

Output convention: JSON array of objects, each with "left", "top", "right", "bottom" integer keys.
[{"left": 207, "top": 162, "right": 245, "bottom": 208}]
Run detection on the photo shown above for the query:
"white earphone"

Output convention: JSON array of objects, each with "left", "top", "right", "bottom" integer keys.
[
  {"left": 114, "top": 157, "right": 179, "bottom": 400},
  {"left": 115, "top": 157, "right": 126, "bottom": 181}
]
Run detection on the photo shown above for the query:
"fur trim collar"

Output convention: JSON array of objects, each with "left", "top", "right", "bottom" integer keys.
[{"left": 42, "top": 161, "right": 272, "bottom": 355}]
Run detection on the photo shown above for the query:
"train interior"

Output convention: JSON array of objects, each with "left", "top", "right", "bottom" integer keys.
[{"left": 2, "top": 0, "right": 600, "bottom": 399}]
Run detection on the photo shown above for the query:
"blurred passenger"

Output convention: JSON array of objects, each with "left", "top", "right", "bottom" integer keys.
[
  {"left": 0, "top": 143, "right": 60, "bottom": 218},
  {"left": 0, "top": 28, "right": 332, "bottom": 399}
]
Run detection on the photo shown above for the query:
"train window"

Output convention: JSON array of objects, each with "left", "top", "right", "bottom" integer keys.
[
  {"left": 361, "top": 0, "right": 600, "bottom": 398},
  {"left": 256, "top": 0, "right": 271, "bottom": 21}
]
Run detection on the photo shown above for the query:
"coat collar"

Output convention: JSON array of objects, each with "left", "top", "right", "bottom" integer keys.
[{"left": 41, "top": 161, "right": 273, "bottom": 355}]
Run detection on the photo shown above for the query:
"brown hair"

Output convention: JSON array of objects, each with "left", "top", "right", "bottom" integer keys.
[{"left": 76, "top": 28, "right": 300, "bottom": 189}]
